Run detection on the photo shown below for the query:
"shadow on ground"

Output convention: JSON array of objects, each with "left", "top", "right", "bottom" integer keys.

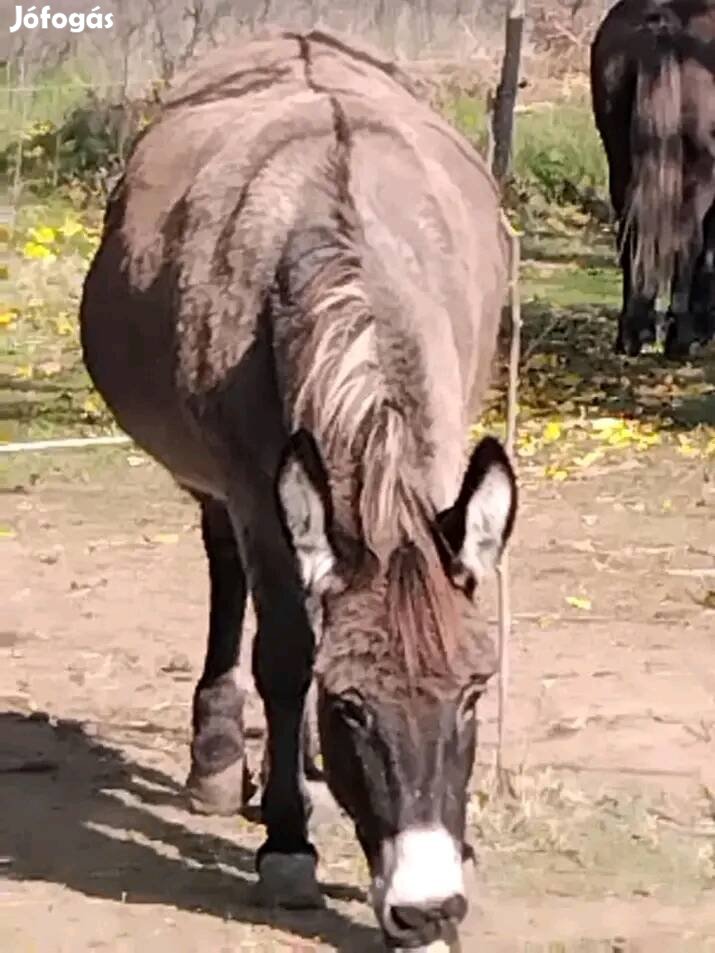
[
  {"left": 0, "top": 711, "right": 380, "bottom": 952},
  {"left": 496, "top": 301, "right": 715, "bottom": 431}
]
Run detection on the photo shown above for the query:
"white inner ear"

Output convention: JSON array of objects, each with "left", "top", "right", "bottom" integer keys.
[
  {"left": 278, "top": 457, "right": 337, "bottom": 594},
  {"left": 459, "top": 464, "right": 514, "bottom": 583}
]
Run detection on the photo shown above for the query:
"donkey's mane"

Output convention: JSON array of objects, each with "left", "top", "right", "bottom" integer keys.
[
  {"left": 387, "top": 540, "right": 459, "bottom": 684},
  {"left": 291, "top": 99, "right": 457, "bottom": 679},
  {"left": 293, "top": 100, "right": 430, "bottom": 556}
]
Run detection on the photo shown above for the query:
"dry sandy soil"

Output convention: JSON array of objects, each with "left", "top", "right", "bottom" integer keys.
[{"left": 1, "top": 438, "right": 714, "bottom": 952}]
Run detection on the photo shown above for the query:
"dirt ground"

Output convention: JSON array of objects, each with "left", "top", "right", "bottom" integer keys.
[{"left": 1, "top": 422, "right": 714, "bottom": 952}]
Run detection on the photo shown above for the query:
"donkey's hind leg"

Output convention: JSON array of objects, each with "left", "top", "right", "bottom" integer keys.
[
  {"left": 186, "top": 495, "right": 255, "bottom": 815},
  {"left": 616, "top": 219, "right": 656, "bottom": 356},
  {"left": 665, "top": 178, "right": 715, "bottom": 359},
  {"left": 691, "top": 203, "right": 715, "bottom": 346}
]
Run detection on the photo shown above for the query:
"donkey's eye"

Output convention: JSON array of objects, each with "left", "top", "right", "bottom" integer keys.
[{"left": 335, "top": 692, "right": 370, "bottom": 731}]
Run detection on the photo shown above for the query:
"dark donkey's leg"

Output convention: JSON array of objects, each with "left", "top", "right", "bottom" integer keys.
[
  {"left": 228, "top": 477, "right": 323, "bottom": 909},
  {"left": 665, "top": 177, "right": 715, "bottom": 359},
  {"left": 617, "top": 217, "right": 657, "bottom": 356},
  {"left": 186, "top": 495, "right": 254, "bottom": 815},
  {"left": 690, "top": 202, "right": 715, "bottom": 346},
  {"left": 604, "top": 130, "right": 656, "bottom": 356}
]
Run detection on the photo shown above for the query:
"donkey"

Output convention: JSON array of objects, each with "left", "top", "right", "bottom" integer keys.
[
  {"left": 80, "top": 30, "right": 517, "bottom": 951},
  {"left": 590, "top": 0, "right": 715, "bottom": 358}
]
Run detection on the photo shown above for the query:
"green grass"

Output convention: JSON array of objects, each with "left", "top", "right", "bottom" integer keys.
[
  {"left": 522, "top": 262, "right": 620, "bottom": 309},
  {"left": 444, "top": 92, "right": 608, "bottom": 206}
]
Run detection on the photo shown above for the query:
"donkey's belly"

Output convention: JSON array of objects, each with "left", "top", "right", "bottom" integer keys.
[
  {"left": 81, "top": 268, "right": 283, "bottom": 499},
  {"left": 81, "top": 288, "right": 226, "bottom": 498},
  {"left": 90, "top": 358, "right": 227, "bottom": 499}
]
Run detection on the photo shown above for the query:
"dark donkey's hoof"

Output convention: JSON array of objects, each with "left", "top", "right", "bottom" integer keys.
[
  {"left": 253, "top": 851, "right": 325, "bottom": 909},
  {"left": 664, "top": 318, "right": 698, "bottom": 360},
  {"left": 616, "top": 316, "right": 656, "bottom": 357}
]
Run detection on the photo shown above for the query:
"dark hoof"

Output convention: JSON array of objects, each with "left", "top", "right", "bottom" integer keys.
[
  {"left": 639, "top": 324, "right": 656, "bottom": 346},
  {"left": 623, "top": 334, "right": 643, "bottom": 357},
  {"left": 617, "top": 316, "right": 655, "bottom": 357},
  {"left": 664, "top": 325, "right": 697, "bottom": 361},
  {"left": 253, "top": 852, "right": 325, "bottom": 909},
  {"left": 186, "top": 757, "right": 256, "bottom": 816}
]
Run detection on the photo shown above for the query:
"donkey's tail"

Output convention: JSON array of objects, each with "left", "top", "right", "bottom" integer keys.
[{"left": 622, "top": 15, "right": 683, "bottom": 298}]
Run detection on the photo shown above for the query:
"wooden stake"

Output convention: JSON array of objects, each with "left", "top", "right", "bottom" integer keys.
[{"left": 496, "top": 214, "right": 521, "bottom": 795}]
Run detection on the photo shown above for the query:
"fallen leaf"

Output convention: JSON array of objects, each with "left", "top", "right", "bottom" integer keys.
[
  {"left": 574, "top": 449, "right": 604, "bottom": 468},
  {"left": 545, "top": 464, "right": 569, "bottom": 481},
  {"left": 565, "top": 595, "right": 592, "bottom": 611},
  {"left": 28, "top": 225, "right": 56, "bottom": 244},
  {"left": 543, "top": 421, "right": 562, "bottom": 442},
  {"left": 59, "top": 218, "right": 83, "bottom": 238},
  {"left": 150, "top": 533, "right": 179, "bottom": 545},
  {"left": 37, "top": 360, "right": 62, "bottom": 377},
  {"left": 23, "top": 241, "right": 55, "bottom": 261}
]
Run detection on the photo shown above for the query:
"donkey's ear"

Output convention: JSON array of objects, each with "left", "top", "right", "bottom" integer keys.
[
  {"left": 276, "top": 429, "right": 341, "bottom": 595},
  {"left": 436, "top": 437, "right": 517, "bottom": 592}
]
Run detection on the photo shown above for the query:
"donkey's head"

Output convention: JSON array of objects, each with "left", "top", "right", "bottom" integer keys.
[{"left": 277, "top": 430, "right": 516, "bottom": 950}]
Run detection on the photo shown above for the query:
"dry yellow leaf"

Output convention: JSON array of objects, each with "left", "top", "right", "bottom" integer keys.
[
  {"left": 565, "top": 595, "right": 592, "bottom": 611},
  {"left": 28, "top": 225, "right": 56, "bottom": 244},
  {"left": 59, "top": 219, "right": 84, "bottom": 238},
  {"left": 543, "top": 421, "right": 562, "bottom": 442},
  {"left": 23, "top": 241, "right": 54, "bottom": 260}
]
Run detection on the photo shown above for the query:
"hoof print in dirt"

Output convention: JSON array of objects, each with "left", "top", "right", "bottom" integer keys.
[
  {"left": 185, "top": 757, "right": 256, "bottom": 816},
  {"left": 253, "top": 853, "right": 326, "bottom": 910}
]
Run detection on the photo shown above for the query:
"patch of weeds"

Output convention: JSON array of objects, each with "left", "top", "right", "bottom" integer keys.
[
  {"left": 469, "top": 769, "right": 715, "bottom": 902},
  {"left": 0, "top": 198, "right": 115, "bottom": 442}
]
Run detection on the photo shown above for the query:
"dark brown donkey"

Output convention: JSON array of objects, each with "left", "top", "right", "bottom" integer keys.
[
  {"left": 591, "top": 0, "right": 715, "bottom": 358},
  {"left": 80, "top": 30, "right": 517, "bottom": 951}
]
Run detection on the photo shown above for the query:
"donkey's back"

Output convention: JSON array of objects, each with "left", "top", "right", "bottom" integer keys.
[{"left": 80, "top": 29, "right": 507, "bottom": 501}]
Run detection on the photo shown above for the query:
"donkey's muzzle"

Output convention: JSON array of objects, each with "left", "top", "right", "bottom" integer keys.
[{"left": 387, "top": 892, "right": 467, "bottom": 943}]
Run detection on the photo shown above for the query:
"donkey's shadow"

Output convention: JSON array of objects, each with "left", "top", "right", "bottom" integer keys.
[{"left": 0, "top": 711, "right": 379, "bottom": 952}]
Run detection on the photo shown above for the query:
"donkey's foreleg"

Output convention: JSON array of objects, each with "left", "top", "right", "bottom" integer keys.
[
  {"left": 186, "top": 496, "right": 255, "bottom": 815},
  {"left": 230, "top": 486, "right": 324, "bottom": 909}
]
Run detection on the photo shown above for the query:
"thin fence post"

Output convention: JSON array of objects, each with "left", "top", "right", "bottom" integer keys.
[
  {"left": 52, "top": 83, "right": 61, "bottom": 188},
  {"left": 12, "top": 57, "right": 27, "bottom": 202},
  {"left": 495, "top": 212, "right": 522, "bottom": 795}
]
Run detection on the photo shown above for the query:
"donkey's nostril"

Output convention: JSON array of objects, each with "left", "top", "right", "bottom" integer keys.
[
  {"left": 390, "top": 894, "right": 466, "bottom": 935},
  {"left": 441, "top": 893, "right": 467, "bottom": 922},
  {"left": 390, "top": 903, "right": 431, "bottom": 932}
]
